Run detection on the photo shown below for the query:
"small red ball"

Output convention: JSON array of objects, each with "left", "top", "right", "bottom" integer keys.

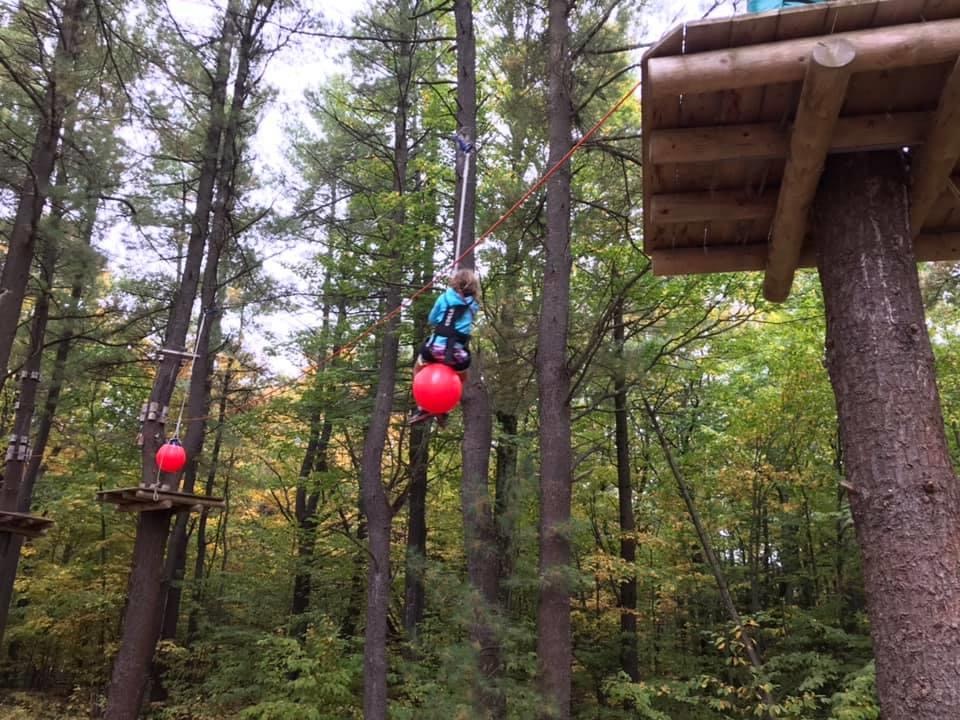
[
  {"left": 412, "top": 363, "right": 462, "bottom": 414},
  {"left": 156, "top": 440, "right": 187, "bottom": 473}
]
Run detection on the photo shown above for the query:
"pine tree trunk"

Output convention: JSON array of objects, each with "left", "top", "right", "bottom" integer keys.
[
  {"left": 452, "top": 1, "right": 503, "bottom": 713},
  {"left": 613, "top": 298, "right": 638, "bottom": 682},
  {"left": 104, "top": 5, "right": 238, "bottom": 715},
  {"left": 404, "top": 256, "right": 432, "bottom": 646},
  {"left": 360, "top": 306, "right": 401, "bottom": 720},
  {"left": 0, "top": 240, "right": 53, "bottom": 642},
  {"left": 403, "top": 421, "right": 428, "bottom": 643},
  {"left": 0, "top": 0, "right": 86, "bottom": 391},
  {"left": 362, "top": 25, "right": 412, "bottom": 711},
  {"left": 187, "top": 366, "right": 232, "bottom": 644},
  {"left": 160, "top": 45, "right": 246, "bottom": 638},
  {"left": 536, "top": 1, "right": 574, "bottom": 716},
  {"left": 815, "top": 151, "right": 960, "bottom": 719},
  {"left": 494, "top": 410, "right": 519, "bottom": 610}
]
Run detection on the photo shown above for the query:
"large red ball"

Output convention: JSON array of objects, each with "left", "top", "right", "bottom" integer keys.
[
  {"left": 412, "top": 363, "right": 462, "bottom": 414},
  {"left": 156, "top": 441, "right": 187, "bottom": 473}
]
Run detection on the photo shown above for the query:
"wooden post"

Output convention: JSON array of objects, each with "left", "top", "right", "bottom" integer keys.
[
  {"left": 910, "top": 57, "right": 960, "bottom": 235},
  {"left": 646, "top": 18, "right": 960, "bottom": 97},
  {"left": 764, "top": 39, "right": 855, "bottom": 303}
]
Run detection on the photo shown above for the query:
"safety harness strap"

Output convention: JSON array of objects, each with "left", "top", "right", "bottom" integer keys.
[{"left": 429, "top": 302, "right": 472, "bottom": 364}]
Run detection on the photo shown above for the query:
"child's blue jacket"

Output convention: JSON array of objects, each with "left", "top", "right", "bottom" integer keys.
[{"left": 427, "top": 288, "right": 479, "bottom": 348}]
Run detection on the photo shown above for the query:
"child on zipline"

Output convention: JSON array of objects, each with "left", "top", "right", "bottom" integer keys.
[{"left": 408, "top": 268, "right": 481, "bottom": 426}]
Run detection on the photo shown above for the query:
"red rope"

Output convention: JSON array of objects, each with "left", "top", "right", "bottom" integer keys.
[{"left": 191, "top": 77, "right": 643, "bottom": 422}]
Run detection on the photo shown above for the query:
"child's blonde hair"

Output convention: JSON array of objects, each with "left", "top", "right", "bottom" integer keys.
[{"left": 451, "top": 268, "right": 480, "bottom": 297}]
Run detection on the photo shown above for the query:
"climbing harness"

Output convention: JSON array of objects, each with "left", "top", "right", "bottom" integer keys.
[{"left": 426, "top": 301, "right": 473, "bottom": 365}]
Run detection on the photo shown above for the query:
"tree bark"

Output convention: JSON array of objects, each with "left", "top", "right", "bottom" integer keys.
[
  {"left": 612, "top": 298, "right": 639, "bottom": 682},
  {"left": 453, "top": 1, "right": 503, "bottom": 714},
  {"left": 0, "top": 237, "right": 53, "bottom": 642},
  {"left": 0, "top": 0, "right": 86, "bottom": 391},
  {"left": 160, "top": 1, "right": 255, "bottom": 637},
  {"left": 187, "top": 364, "right": 233, "bottom": 644},
  {"left": 104, "top": 4, "right": 238, "bottom": 716},
  {"left": 494, "top": 411, "right": 519, "bottom": 611},
  {"left": 815, "top": 150, "right": 960, "bottom": 720},
  {"left": 403, "top": 418, "right": 429, "bottom": 644},
  {"left": 536, "top": 1, "right": 574, "bottom": 716},
  {"left": 362, "top": 15, "right": 412, "bottom": 712},
  {"left": 404, "top": 213, "right": 433, "bottom": 647},
  {"left": 360, "top": 304, "right": 401, "bottom": 720}
]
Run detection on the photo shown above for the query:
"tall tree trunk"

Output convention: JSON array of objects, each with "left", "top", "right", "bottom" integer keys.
[
  {"left": 0, "top": 235, "right": 55, "bottom": 642},
  {"left": 187, "top": 363, "right": 233, "bottom": 644},
  {"left": 291, "top": 368, "right": 333, "bottom": 638},
  {"left": 160, "top": 10, "right": 253, "bottom": 636},
  {"left": 494, "top": 411, "right": 519, "bottom": 610},
  {"left": 404, "top": 179, "right": 433, "bottom": 647},
  {"left": 453, "top": 1, "right": 502, "bottom": 713},
  {"left": 360, "top": 303, "right": 401, "bottom": 720},
  {"left": 291, "top": 285, "right": 343, "bottom": 639},
  {"left": 815, "top": 150, "right": 960, "bottom": 720},
  {"left": 536, "top": 1, "right": 574, "bottom": 716},
  {"left": 612, "top": 298, "right": 638, "bottom": 682},
  {"left": 0, "top": 0, "right": 86, "bottom": 391},
  {"left": 104, "top": 4, "right": 238, "bottom": 716},
  {"left": 403, "top": 419, "right": 429, "bottom": 644},
  {"left": 403, "top": 281, "right": 430, "bottom": 648},
  {"left": 362, "top": 21, "right": 412, "bottom": 712}
]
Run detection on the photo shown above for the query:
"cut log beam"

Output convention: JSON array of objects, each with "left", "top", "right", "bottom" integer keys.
[
  {"left": 649, "top": 190, "right": 778, "bottom": 224},
  {"left": 910, "top": 58, "right": 960, "bottom": 235},
  {"left": 649, "top": 233, "right": 960, "bottom": 277},
  {"left": 648, "top": 112, "right": 930, "bottom": 165},
  {"left": 646, "top": 18, "right": 960, "bottom": 98},
  {"left": 96, "top": 487, "right": 225, "bottom": 513},
  {"left": 764, "top": 39, "right": 855, "bottom": 303},
  {"left": 117, "top": 500, "right": 174, "bottom": 513}
]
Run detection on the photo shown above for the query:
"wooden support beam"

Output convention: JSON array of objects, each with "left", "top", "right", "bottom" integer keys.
[
  {"left": 648, "top": 233, "right": 960, "bottom": 277},
  {"left": 646, "top": 18, "right": 960, "bottom": 98},
  {"left": 910, "top": 58, "right": 960, "bottom": 235},
  {"left": 764, "top": 39, "right": 855, "bottom": 303},
  {"left": 649, "top": 190, "right": 778, "bottom": 224},
  {"left": 648, "top": 112, "right": 930, "bottom": 165},
  {"left": 117, "top": 500, "right": 174, "bottom": 513}
]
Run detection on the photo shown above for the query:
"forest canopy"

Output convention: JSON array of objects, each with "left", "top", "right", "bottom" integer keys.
[{"left": 0, "top": 0, "right": 955, "bottom": 719}]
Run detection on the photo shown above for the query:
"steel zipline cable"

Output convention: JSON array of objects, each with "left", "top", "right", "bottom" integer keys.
[{"left": 184, "top": 75, "right": 643, "bottom": 424}]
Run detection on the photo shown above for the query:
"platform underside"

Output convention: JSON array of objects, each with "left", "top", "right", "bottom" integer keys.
[
  {"left": 0, "top": 510, "right": 54, "bottom": 539},
  {"left": 641, "top": 0, "right": 960, "bottom": 298},
  {"left": 97, "top": 487, "right": 225, "bottom": 514}
]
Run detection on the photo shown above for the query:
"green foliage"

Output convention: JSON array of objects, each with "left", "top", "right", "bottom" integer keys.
[
  {"left": 0, "top": 2, "right": 927, "bottom": 720},
  {"left": 829, "top": 663, "right": 879, "bottom": 720}
]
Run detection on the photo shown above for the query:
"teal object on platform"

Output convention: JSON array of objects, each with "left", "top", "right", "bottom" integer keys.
[{"left": 747, "top": 0, "right": 826, "bottom": 11}]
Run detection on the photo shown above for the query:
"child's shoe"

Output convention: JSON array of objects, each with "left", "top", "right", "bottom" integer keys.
[{"left": 408, "top": 408, "right": 433, "bottom": 426}]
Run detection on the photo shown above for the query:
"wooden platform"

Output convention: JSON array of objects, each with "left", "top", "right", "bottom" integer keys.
[
  {"left": 96, "top": 487, "right": 226, "bottom": 514},
  {"left": 0, "top": 510, "right": 54, "bottom": 539},
  {"left": 642, "top": 0, "right": 960, "bottom": 300}
]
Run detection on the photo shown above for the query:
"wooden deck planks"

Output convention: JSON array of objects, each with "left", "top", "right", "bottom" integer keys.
[
  {"left": 0, "top": 511, "right": 54, "bottom": 539},
  {"left": 97, "top": 487, "right": 225, "bottom": 514},
  {"left": 641, "top": 0, "right": 960, "bottom": 280}
]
